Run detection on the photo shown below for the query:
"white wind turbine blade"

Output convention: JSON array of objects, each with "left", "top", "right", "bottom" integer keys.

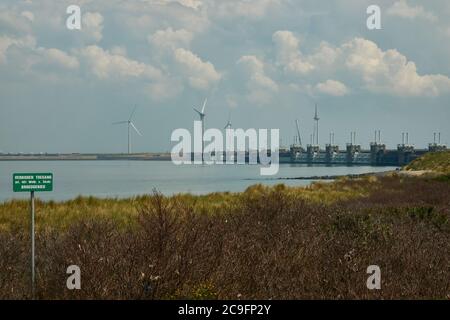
[
  {"left": 129, "top": 105, "right": 138, "bottom": 121},
  {"left": 112, "top": 121, "right": 128, "bottom": 125},
  {"left": 130, "top": 122, "right": 142, "bottom": 136},
  {"left": 201, "top": 98, "right": 207, "bottom": 114},
  {"left": 193, "top": 107, "right": 203, "bottom": 116},
  {"left": 224, "top": 111, "right": 231, "bottom": 129}
]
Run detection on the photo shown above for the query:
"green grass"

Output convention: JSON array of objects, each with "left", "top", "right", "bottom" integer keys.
[
  {"left": 0, "top": 176, "right": 381, "bottom": 232},
  {"left": 405, "top": 150, "right": 450, "bottom": 174},
  {"left": 1, "top": 173, "right": 449, "bottom": 299}
]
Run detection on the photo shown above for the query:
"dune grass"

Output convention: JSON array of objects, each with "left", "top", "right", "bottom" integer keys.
[
  {"left": 0, "top": 174, "right": 448, "bottom": 299},
  {"left": 0, "top": 176, "right": 382, "bottom": 232},
  {"left": 405, "top": 150, "right": 450, "bottom": 174},
  {"left": 0, "top": 151, "right": 449, "bottom": 299}
]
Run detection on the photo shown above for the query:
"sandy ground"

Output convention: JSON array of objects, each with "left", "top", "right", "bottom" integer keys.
[{"left": 398, "top": 170, "right": 437, "bottom": 177}]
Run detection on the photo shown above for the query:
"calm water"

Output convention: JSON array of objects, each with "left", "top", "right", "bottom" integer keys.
[{"left": 0, "top": 161, "right": 397, "bottom": 202}]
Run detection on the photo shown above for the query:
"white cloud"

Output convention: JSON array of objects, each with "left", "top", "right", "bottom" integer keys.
[
  {"left": 174, "top": 48, "right": 221, "bottom": 90},
  {"left": 176, "top": 0, "right": 202, "bottom": 10},
  {"left": 21, "top": 11, "right": 34, "bottom": 22},
  {"left": 0, "top": 9, "right": 32, "bottom": 34},
  {"left": 0, "top": 35, "right": 35, "bottom": 64},
  {"left": 160, "top": 0, "right": 203, "bottom": 10},
  {"left": 110, "top": 46, "right": 127, "bottom": 56},
  {"left": 237, "top": 55, "right": 278, "bottom": 105},
  {"left": 78, "top": 45, "right": 162, "bottom": 80},
  {"left": 272, "top": 30, "right": 314, "bottom": 75},
  {"left": 269, "top": 31, "right": 450, "bottom": 97},
  {"left": 342, "top": 38, "right": 450, "bottom": 96},
  {"left": 1, "top": 0, "right": 449, "bottom": 106},
  {"left": 215, "top": 0, "right": 280, "bottom": 19},
  {"left": 146, "top": 76, "right": 184, "bottom": 101},
  {"left": 123, "top": 0, "right": 209, "bottom": 35},
  {"left": 308, "top": 42, "right": 341, "bottom": 69},
  {"left": 38, "top": 48, "right": 79, "bottom": 70},
  {"left": 82, "top": 12, "right": 104, "bottom": 42},
  {"left": 149, "top": 27, "right": 193, "bottom": 51},
  {"left": 387, "top": 0, "right": 437, "bottom": 22},
  {"left": 0, "top": 34, "right": 78, "bottom": 76},
  {"left": 315, "top": 80, "right": 348, "bottom": 96}
]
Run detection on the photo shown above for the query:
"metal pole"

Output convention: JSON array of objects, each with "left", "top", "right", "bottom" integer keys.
[
  {"left": 201, "top": 118, "right": 205, "bottom": 163},
  {"left": 128, "top": 123, "right": 130, "bottom": 154},
  {"left": 30, "top": 190, "right": 35, "bottom": 299},
  {"left": 312, "top": 128, "right": 315, "bottom": 147},
  {"left": 317, "top": 121, "right": 319, "bottom": 146}
]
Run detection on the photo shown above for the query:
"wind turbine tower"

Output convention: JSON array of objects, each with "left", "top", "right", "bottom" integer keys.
[
  {"left": 112, "top": 106, "right": 143, "bottom": 154},
  {"left": 224, "top": 112, "right": 232, "bottom": 130},
  {"left": 313, "top": 104, "right": 320, "bottom": 146},
  {"left": 193, "top": 98, "right": 208, "bottom": 162}
]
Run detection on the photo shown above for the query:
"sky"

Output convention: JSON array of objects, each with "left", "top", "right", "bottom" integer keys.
[{"left": 0, "top": 0, "right": 449, "bottom": 153}]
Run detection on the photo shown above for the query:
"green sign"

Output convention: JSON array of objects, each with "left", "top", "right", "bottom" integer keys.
[{"left": 13, "top": 173, "right": 53, "bottom": 192}]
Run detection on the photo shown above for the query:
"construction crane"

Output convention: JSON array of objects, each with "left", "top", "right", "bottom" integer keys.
[{"left": 295, "top": 119, "right": 302, "bottom": 147}]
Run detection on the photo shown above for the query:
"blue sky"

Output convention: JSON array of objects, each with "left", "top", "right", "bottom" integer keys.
[{"left": 0, "top": 0, "right": 449, "bottom": 153}]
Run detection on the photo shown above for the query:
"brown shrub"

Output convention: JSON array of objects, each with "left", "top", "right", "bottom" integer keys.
[{"left": 0, "top": 178, "right": 449, "bottom": 299}]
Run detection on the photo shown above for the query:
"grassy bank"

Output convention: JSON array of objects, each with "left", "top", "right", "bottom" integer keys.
[
  {"left": 0, "top": 152, "right": 449, "bottom": 299},
  {"left": 0, "top": 171, "right": 449, "bottom": 299},
  {"left": 0, "top": 176, "right": 380, "bottom": 232},
  {"left": 405, "top": 150, "right": 450, "bottom": 174}
]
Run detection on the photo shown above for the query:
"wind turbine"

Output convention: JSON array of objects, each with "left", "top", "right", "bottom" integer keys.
[
  {"left": 113, "top": 105, "right": 142, "bottom": 154},
  {"left": 224, "top": 111, "right": 232, "bottom": 130},
  {"left": 313, "top": 104, "right": 319, "bottom": 146},
  {"left": 193, "top": 98, "right": 207, "bottom": 161}
]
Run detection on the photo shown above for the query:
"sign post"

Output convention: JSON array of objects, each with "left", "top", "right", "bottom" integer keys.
[
  {"left": 13, "top": 173, "right": 53, "bottom": 299},
  {"left": 30, "top": 190, "right": 35, "bottom": 298}
]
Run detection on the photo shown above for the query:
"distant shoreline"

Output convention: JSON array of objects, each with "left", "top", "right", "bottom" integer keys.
[
  {"left": 245, "top": 170, "right": 398, "bottom": 181},
  {"left": 0, "top": 153, "right": 172, "bottom": 161}
]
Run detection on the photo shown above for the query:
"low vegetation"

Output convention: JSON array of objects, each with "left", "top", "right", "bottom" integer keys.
[
  {"left": 0, "top": 152, "right": 449, "bottom": 299},
  {"left": 0, "top": 172, "right": 449, "bottom": 299},
  {"left": 0, "top": 177, "right": 381, "bottom": 233},
  {"left": 405, "top": 150, "right": 450, "bottom": 174}
]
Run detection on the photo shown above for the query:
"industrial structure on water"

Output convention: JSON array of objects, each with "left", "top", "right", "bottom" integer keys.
[
  {"left": 283, "top": 106, "right": 447, "bottom": 166},
  {"left": 1, "top": 104, "right": 446, "bottom": 166}
]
